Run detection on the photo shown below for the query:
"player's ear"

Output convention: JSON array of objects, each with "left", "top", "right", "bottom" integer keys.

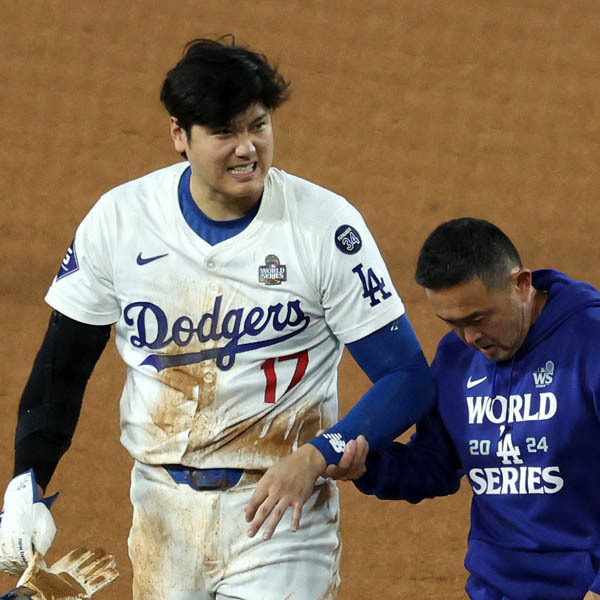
[
  {"left": 169, "top": 117, "right": 188, "bottom": 153},
  {"left": 513, "top": 268, "right": 532, "bottom": 298}
]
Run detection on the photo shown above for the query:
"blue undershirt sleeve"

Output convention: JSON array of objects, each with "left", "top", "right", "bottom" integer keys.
[{"left": 308, "top": 315, "right": 436, "bottom": 465}]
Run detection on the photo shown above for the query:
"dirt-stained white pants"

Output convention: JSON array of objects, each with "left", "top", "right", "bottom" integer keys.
[{"left": 128, "top": 461, "right": 341, "bottom": 600}]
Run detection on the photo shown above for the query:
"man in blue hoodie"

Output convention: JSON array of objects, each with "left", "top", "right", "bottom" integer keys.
[{"left": 337, "top": 218, "right": 600, "bottom": 600}]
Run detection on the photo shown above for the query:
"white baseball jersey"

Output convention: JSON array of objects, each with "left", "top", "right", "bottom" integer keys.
[{"left": 45, "top": 162, "right": 404, "bottom": 469}]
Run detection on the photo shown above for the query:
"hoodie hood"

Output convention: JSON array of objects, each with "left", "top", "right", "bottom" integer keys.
[{"left": 516, "top": 269, "right": 600, "bottom": 357}]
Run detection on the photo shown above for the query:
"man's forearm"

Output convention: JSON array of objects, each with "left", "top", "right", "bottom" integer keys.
[{"left": 14, "top": 310, "right": 110, "bottom": 488}]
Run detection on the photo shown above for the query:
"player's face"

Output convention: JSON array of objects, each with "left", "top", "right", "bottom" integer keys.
[
  {"left": 170, "top": 103, "right": 274, "bottom": 214},
  {"left": 426, "top": 272, "right": 534, "bottom": 362}
]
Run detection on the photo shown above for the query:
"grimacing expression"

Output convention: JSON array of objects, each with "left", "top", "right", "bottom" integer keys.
[
  {"left": 426, "top": 273, "right": 532, "bottom": 362},
  {"left": 170, "top": 103, "right": 274, "bottom": 208}
]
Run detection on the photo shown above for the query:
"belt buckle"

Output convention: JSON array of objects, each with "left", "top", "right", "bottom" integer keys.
[{"left": 189, "top": 468, "right": 243, "bottom": 490}]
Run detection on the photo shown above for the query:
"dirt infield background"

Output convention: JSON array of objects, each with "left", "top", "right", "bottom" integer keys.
[{"left": 2, "top": 1, "right": 599, "bottom": 598}]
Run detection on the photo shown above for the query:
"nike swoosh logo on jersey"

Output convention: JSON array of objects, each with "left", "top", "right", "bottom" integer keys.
[
  {"left": 466, "top": 375, "right": 488, "bottom": 388},
  {"left": 136, "top": 252, "right": 169, "bottom": 266}
]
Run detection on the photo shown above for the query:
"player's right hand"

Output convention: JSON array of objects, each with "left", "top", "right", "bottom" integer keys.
[
  {"left": 0, "top": 470, "right": 57, "bottom": 576},
  {"left": 321, "top": 433, "right": 369, "bottom": 481}
]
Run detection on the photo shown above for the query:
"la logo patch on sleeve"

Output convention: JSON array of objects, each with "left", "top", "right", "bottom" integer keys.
[
  {"left": 335, "top": 225, "right": 362, "bottom": 254},
  {"left": 56, "top": 238, "right": 79, "bottom": 281}
]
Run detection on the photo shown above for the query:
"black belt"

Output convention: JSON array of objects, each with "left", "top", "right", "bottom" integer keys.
[{"left": 163, "top": 465, "right": 244, "bottom": 490}]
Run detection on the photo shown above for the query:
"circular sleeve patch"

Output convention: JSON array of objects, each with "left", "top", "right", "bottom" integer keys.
[{"left": 334, "top": 224, "right": 362, "bottom": 254}]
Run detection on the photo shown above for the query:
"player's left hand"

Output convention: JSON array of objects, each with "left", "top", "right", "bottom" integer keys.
[
  {"left": 245, "top": 444, "right": 326, "bottom": 540},
  {"left": 0, "top": 471, "right": 57, "bottom": 576}
]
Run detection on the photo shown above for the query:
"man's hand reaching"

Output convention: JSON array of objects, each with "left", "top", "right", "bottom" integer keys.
[
  {"left": 245, "top": 443, "right": 326, "bottom": 540},
  {"left": 323, "top": 435, "right": 369, "bottom": 481}
]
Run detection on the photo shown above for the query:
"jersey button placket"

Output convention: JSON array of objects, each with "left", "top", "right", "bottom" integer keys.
[{"left": 205, "top": 257, "right": 218, "bottom": 294}]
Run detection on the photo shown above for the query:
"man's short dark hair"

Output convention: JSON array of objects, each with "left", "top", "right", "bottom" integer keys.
[
  {"left": 415, "top": 218, "right": 523, "bottom": 290},
  {"left": 160, "top": 35, "right": 290, "bottom": 134}
]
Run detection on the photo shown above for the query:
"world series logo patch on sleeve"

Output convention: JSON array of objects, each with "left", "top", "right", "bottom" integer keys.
[
  {"left": 56, "top": 238, "right": 79, "bottom": 281},
  {"left": 335, "top": 225, "right": 362, "bottom": 254}
]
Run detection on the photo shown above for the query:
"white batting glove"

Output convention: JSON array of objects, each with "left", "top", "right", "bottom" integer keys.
[
  {"left": 15, "top": 548, "right": 118, "bottom": 599},
  {"left": 0, "top": 470, "right": 57, "bottom": 576}
]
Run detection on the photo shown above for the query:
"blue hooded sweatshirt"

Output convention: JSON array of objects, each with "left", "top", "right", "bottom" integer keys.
[{"left": 355, "top": 270, "right": 600, "bottom": 600}]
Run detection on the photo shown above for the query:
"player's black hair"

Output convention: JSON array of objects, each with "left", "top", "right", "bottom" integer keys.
[
  {"left": 160, "top": 35, "right": 291, "bottom": 134},
  {"left": 414, "top": 217, "right": 523, "bottom": 290}
]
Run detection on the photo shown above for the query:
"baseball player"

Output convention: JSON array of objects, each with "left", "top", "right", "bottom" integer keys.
[
  {"left": 338, "top": 218, "right": 600, "bottom": 599},
  {"left": 0, "top": 37, "right": 435, "bottom": 599}
]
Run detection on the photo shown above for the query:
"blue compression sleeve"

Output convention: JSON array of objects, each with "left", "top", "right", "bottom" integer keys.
[{"left": 309, "top": 315, "right": 435, "bottom": 465}]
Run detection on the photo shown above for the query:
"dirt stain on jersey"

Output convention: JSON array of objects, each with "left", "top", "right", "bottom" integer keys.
[
  {"left": 258, "top": 398, "right": 331, "bottom": 455},
  {"left": 204, "top": 395, "right": 332, "bottom": 467},
  {"left": 311, "top": 482, "right": 332, "bottom": 512},
  {"left": 146, "top": 281, "right": 336, "bottom": 468},
  {"left": 150, "top": 328, "right": 218, "bottom": 442},
  {"left": 152, "top": 361, "right": 217, "bottom": 434},
  {"left": 147, "top": 280, "right": 225, "bottom": 446}
]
